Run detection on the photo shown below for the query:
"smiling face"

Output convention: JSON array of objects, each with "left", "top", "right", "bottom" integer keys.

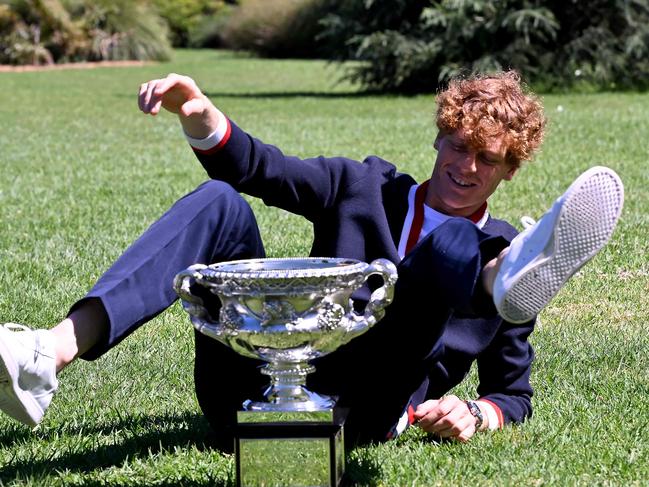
[
  {"left": 428, "top": 71, "right": 547, "bottom": 217},
  {"left": 426, "top": 129, "right": 518, "bottom": 217}
]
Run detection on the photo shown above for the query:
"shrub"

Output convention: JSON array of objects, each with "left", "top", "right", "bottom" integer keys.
[
  {"left": 0, "top": 0, "right": 87, "bottom": 64},
  {"left": 65, "top": 0, "right": 172, "bottom": 62},
  {"left": 220, "top": 0, "right": 333, "bottom": 58},
  {"left": 319, "top": 0, "right": 649, "bottom": 93},
  {"left": 150, "top": 0, "right": 227, "bottom": 47},
  {"left": 0, "top": 0, "right": 172, "bottom": 64},
  {"left": 546, "top": 0, "right": 649, "bottom": 91},
  {"left": 187, "top": 4, "right": 235, "bottom": 48},
  {"left": 0, "top": 4, "right": 49, "bottom": 64}
]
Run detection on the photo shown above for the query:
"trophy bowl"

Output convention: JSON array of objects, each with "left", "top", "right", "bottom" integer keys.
[{"left": 174, "top": 257, "right": 398, "bottom": 411}]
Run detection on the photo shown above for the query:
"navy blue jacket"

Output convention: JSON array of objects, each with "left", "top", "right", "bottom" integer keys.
[{"left": 192, "top": 119, "right": 534, "bottom": 425}]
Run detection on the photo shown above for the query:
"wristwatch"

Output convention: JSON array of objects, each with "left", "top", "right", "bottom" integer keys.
[{"left": 465, "top": 400, "right": 484, "bottom": 430}]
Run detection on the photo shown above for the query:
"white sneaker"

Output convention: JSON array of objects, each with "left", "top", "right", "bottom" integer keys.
[
  {"left": 0, "top": 323, "right": 58, "bottom": 426},
  {"left": 493, "top": 166, "right": 624, "bottom": 324}
]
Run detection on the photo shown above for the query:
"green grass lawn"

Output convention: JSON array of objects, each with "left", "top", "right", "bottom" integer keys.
[{"left": 1, "top": 49, "right": 648, "bottom": 486}]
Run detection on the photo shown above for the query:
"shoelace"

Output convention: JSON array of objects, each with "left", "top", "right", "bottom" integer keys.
[{"left": 3, "top": 323, "right": 30, "bottom": 333}]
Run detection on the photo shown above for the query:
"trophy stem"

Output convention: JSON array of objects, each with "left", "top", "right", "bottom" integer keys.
[{"left": 243, "top": 362, "right": 335, "bottom": 411}]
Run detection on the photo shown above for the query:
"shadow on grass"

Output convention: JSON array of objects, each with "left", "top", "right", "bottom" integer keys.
[
  {"left": 0, "top": 427, "right": 31, "bottom": 447},
  {"left": 0, "top": 411, "right": 385, "bottom": 486},
  {"left": 343, "top": 452, "right": 382, "bottom": 486},
  {"left": 119, "top": 90, "right": 385, "bottom": 101},
  {"left": 0, "top": 411, "right": 230, "bottom": 486},
  {"left": 202, "top": 90, "right": 382, "bottom": 100}
]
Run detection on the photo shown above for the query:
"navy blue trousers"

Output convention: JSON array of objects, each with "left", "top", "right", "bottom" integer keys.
[{"left": 73, "top": 180, "right": 507, "bottom": 450}]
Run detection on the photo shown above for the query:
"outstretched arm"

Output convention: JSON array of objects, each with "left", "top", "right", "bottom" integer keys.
[
  {"left": 138, "top": 73, "right": 220, "bottom": 139},
  {"left": 136, "top": 73, "right": 390, "bottom": 220}
]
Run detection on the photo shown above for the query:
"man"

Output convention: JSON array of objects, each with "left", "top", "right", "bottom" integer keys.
[{"left": 0, "top": 71, "right": 623, "bottom": 447}]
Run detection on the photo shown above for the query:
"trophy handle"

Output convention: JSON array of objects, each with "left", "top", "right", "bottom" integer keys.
[
  {"left": 173, "top": 264, "right": 211, "bottom": 320},
  {"left": 357, "top": 258, "right": 398, "bottom": 327},
  {"left": 174, "top": 264, "right": 240, "bottom": 344}
]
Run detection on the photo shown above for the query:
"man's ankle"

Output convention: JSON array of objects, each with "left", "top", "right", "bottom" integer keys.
[
  {"left": 482, "top": 248, "right": 509, "bottom": 297},
  {"left": 51, "top": 319, "right": 79, "bottom": 372},
  {"left": 51, "top": 298, "right": 110, "bottom": 372}
]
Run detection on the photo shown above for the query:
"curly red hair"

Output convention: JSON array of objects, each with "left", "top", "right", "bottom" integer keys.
[{"left": 436, "top": 71, "right": 546, "bottom": 167}]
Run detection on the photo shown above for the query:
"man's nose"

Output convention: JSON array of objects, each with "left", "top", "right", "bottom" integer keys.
[{"left": 458, "top": 152, "right": 478, "bottom": 172}]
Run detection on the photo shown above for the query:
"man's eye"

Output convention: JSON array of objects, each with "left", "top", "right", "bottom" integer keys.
[
  {"left": 480, "top": 154, "right": 499, "bottom": 164},
  {"left": 452, "top": 144, "right": 467, "bottom": 152}
]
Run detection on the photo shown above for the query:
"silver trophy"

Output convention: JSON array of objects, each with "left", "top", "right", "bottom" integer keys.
[{"left": 174, "top": 257, "right": 397, "bottom": 487}]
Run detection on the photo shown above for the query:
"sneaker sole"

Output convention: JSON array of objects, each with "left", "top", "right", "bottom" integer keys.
[
  {"left": 498, "top": 166, "right": 624, "bottom": 323},
  {"left": 0, "top": 327, "right": 42, "bottom": 427}
]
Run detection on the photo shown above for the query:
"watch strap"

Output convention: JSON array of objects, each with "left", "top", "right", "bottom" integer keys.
[{"left": 465, "top": 400, "right": 484, "bottom": 430}]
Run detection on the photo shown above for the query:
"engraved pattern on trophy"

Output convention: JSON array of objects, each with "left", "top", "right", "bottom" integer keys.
[
  {"left": 173, "top": 257, "right": 398, "bottom": 411},
  {"left": 316, "top": 301, "right": 345, "bottom": 332},
  {"left": 219, "top": 304, "right": 243, "bottom": 329},
  {"left": 260, "top": 299, "right": 298, "bottom": 325}
]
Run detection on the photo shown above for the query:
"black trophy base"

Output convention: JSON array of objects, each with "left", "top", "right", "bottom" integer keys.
[{"left": 235, "top": 407, "right": 348, "bottom": 487}]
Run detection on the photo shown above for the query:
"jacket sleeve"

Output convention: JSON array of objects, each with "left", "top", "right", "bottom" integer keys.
[
  {"left": 190, "top": 118, "right": 370, "bottom": 221},
  {"left": 476, "top": 318, "right": 535, "bottom": 425}
]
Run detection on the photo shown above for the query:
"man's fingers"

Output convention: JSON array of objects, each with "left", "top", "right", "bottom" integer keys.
[
  {"left": 417, "top": 395, "right": 458, "bottom": 425},
  {"left": 456, "top": 425, "right": 476, "bottom": 443},
  {"left": 432, "top": 410, "right": 474, "bottom": 438},
  {"left": 153, "top": 73, "right": 183, "bottom": 97},
  {"left": 426, "top": 404, "right": 464, "bottom": 432},
  {"left": 455, "top": 418, "right": 478, "bottom": 442},
  {"left": 138, "top": 79, "right": 160, "bottom": 114},
  {"left": 145, "top": 81, "right": 160, "bottom": 113},
  {"left": 415, "top": 400, "right": 448, "bottom": 428},
  {"left": 413, "top": 399, "right": 439, "bottom": 423},
  {"left": 137, "top": 83, "right": 147, "bottom": 112},
  {"left": 416, "top": 396, "right": 477, "bottom": 441},
  {"left": 150, "top": 99, "right": 163, "bottom": 116}
]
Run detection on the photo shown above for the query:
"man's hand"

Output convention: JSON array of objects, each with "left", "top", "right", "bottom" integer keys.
[
  {"left": 138, "top": 73, "right": 206, "bottom": 116},
  {"left": 413, "top": 395, "right": 480, "bottom": 442},
  {"left": 138, "top": 73, "right": 220, "bottom": 139}
]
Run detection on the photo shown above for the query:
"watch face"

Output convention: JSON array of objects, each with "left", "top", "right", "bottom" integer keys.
[{"left": 466, "top": 401, "right": 483, "bottom": 427}]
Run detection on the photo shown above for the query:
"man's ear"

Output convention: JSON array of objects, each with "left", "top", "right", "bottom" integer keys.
[
  {"left": 504, "top": 165, "right": 518, "bottom": 181},
  {"left": 433, "top": 133, "right": 442, "bottom": 150}
]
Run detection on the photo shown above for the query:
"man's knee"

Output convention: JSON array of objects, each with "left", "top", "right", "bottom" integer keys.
[
  {"left": 189, "top": 180, "right": 257, "bottom": 233},
  {"left": 193, "top": 180, "right": 249, "bottom": 212},
  {"left": 187, "top": 180, "right": 265, "bottom": 262}
]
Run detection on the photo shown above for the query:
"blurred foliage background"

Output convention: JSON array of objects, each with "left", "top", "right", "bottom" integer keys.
[
  {"left": 1, "top": 0, "right": 648, "bottom": 93},
  {"left": 0, "top": 0, "right": 172, "bottom": 63},
  {"left": 317, "top": 0, "right": 649, "bottom": 92}
]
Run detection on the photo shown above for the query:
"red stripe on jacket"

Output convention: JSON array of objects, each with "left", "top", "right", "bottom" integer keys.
[{"left": 191, "top": 119, "right": 232, "bottom": 155}]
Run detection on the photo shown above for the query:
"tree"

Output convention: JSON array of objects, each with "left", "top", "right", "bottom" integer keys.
[{"left": 319, "top": 0, "right": 649, "bottom": 92}]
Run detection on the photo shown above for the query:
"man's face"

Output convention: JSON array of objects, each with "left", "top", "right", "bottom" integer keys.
[{"left": 426, "top": 129, "right": 517, "bottom": 217}]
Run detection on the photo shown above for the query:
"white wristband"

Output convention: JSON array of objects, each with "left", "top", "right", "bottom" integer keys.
[
  {"left": 476, "top": 400, "right": 500, "bottom": 430},
  {"left": 184, "top": 109, "right": 229, "bottom": 151}
]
